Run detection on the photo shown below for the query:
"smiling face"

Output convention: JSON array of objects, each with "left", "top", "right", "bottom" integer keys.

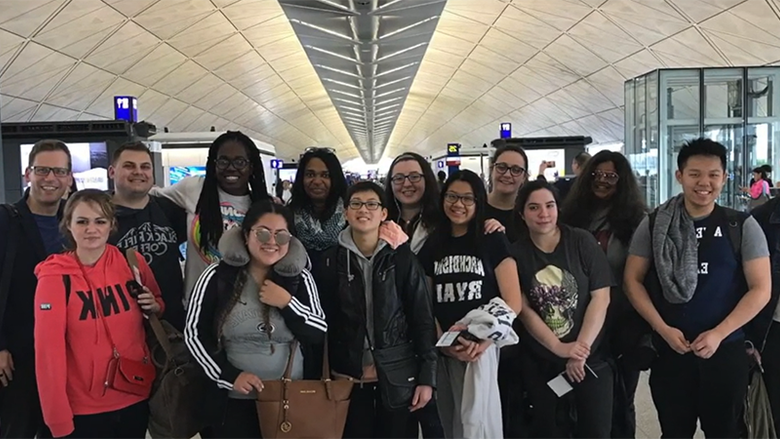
[
  {"left": 26, "top": 150, "right": 72, "bottom": 207},
  {"left": 67, "top": 201, "right": 113, "bottom": 252},
  {"left": 391, "top": 159, "right": 425, "bottom": 207},
  {"left": 675, "top": 155, "right": 726, "bottom": 213},
  {"left": 491, "top": 150, "right": 527, "bottom": 196},
  {"left": 591, "top": 160, "right": 619, "bottom": 200},
  {"left": 109, "top": 150, "right": 153, "bottom": 197},
  {"left": 215, "top": 140, "right": 252, "bottom": 195},
  {"left": 443, "top": 180, "right": 476, "bottom": 227},
  {"left": 346, "top": 190, "right": 387, "bottom": 234},
  {"left": 522, "top": 188, "right": 558, "bottom": 236},
  {"left": 246, "top": 213, "right": 290, "bottom": 268},
  {"left": 303, "top": 157, "right": 331, "bottom": 203}
]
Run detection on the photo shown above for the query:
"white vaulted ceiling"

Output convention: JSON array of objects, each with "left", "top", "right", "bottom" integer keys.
[{"left": 2, "top": 0, "right": 780, "bottom": 162}]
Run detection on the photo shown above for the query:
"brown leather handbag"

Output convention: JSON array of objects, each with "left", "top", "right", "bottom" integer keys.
[{"left": 256, "top": 340, "right": 353, "bottom": 438}]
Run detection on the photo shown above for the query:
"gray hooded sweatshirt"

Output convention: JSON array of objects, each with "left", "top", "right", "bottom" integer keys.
[{"left": 338, "top": 227, "right": 388, "bottom": 367}]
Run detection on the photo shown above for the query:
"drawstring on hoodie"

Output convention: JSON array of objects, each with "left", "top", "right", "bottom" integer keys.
[{"left": 346, "top": 251, "right": 354, "bottom": 282}]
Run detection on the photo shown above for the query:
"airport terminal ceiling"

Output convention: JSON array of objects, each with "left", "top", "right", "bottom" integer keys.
[{"left": 2, "top": 0, "right": 780, "bottom": 163}]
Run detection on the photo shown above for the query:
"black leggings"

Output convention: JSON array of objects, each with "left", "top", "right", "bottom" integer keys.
[
  {"left": 520, "top": 352, "right": 614, "bottom": 438},
  {"left": 343, "top": 383, "right": 414, "bottom": 439},
  {"left": 65, "top": 400, "right": 148, "bottom": 439},
  {"left": 209, "top": 398, "right": 262, "bottom": 439}
]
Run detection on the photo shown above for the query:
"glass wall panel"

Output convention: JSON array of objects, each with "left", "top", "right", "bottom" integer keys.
[
  {"left": 659, "top": 69, "right": 700, "bottom": 205},
  {"left": 747, "top": 67, "right": 780, "bottom": 194},
  {"left": 625, "top": 67, "right": 780, "bottom": 210}
]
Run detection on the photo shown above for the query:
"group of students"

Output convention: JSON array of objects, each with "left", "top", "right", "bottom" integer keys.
[{"left": 0, "top": 132, "right": 778, "bottom": 439}]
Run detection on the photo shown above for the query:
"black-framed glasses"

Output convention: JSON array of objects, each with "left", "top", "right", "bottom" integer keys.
[
  {"left": 253, "top": 228, "right": 291, "bottom": 245},
  {"left": 215, "top": 157, "right": 249, "bottom": 170},
  {"left": 348, "top": 200, "right": 382, "bottom": 211},
  {"left": 391, "top": 173, "right": 423, "bottom": 186},
  {"left": 30, "top": 166, "right": 70, "bottom": 177},
  {"left": 493, "top": 162, "right": 526, "bottom": 177},
  {"left": 444, "top": 192, "right": 476, "bottom": 206},
  {"left": 592, "top": 170, "right": 619, "bottom": 184},
  {"left": 305, "top": 147, "right": 336, "bottom": 154}
]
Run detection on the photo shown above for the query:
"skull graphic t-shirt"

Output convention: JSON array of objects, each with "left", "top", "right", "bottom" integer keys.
[{"left": 513, "top": 225, "right": 614, "bottom": 362}]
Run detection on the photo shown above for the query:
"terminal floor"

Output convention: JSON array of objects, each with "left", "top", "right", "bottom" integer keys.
[{"left": 147, "top": 371, "right": 704, "bottom": 439}]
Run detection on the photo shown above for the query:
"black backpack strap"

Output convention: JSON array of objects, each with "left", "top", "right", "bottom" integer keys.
[
  {"left": 722, "top": 207, "right": 746, "bottom": 261},
  {"left": 0, "top": 204, "right": 21, "bottom": 329}
]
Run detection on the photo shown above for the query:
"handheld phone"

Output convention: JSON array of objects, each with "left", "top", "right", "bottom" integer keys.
[
  {"left": 547, "top": 161, "right": 556, "bottom": 168},
  {"left": 127, "top": 280, "right": 143, "bottom": 300}
]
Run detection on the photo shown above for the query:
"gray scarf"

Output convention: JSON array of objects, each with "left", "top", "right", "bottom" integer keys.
[{"left": 652, "top": 194, "right": 698, "bottom": 304}]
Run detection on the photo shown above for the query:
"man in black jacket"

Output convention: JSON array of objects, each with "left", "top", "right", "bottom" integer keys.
[
  {"left": 108, "top": 141, "right": 188, "bottom": 331},
  {"left": 0, "top": 139, "right": 73, "bottom": 438},
  {"left": 748, "top": 197, "right": 780, "bottom": 433},
  {"left": 315, "top": 181, "right": 437, "bottom": 439}
]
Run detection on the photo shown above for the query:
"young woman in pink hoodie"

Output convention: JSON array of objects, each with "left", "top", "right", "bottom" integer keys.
[{"left": 34, "top": 189, "right": 164, "bottom": 438}]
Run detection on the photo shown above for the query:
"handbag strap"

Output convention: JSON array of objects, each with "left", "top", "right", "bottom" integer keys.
[
  {"left": 280, "top": 338, "right": 334, "bottom": 381},
  {"left": 124, "top": 249, "right": 175, "bottom": 362}
]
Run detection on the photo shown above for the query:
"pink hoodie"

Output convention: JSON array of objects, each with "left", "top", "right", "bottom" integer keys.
[{"left": 34, "top": 245, "right": 164, "bottom": 437}]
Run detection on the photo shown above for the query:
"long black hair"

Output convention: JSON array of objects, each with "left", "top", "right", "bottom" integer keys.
[
  {"left": 217, "top": 200, "right": 295, "bottom": 350},
  {"left": 429, "top": 170, "right": 487, "bottom": 257},
  {"left": 384, "top": 152, "right": 441, "bottom": 231},
  {"left": 560, "top": 150, "right": 646, "bottom": 245},
  {"left": 288, "top": 149, "right": 347, "bottom": 218},
  {"left": 195, "top": 131, "right": 269, "bottom": 251}
]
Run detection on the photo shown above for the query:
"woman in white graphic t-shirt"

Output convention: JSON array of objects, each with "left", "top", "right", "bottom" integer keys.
[{"left": 150, "top": 131, "right": 272, "bottom": 306}]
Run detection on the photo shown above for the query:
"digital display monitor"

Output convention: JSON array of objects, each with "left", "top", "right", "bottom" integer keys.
[
  {"left": 20, "top": 142, "right": 109, "bottom": 191},
  {"left": 169, "top": 166, "right": 206, "bottom": 185},
  {"left": 278, "top": 169, "right": 297, "bottom": 184}
]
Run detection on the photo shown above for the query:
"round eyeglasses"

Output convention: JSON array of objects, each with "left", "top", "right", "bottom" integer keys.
[
  {"left": 253, "top": 228, "right": 291, "bottom": 245},
  {"left": 215, "top": 157, "right": 249, "bottom": 170},
  {"left": 348, "top": 200, "right": 382, "bottom": 211},
  {"left": 444, "top": 192, "right": 476, "bottom": 206},
  {"left": 391, "top": 173, "right": 423, "bottom": 186},
  {"left": 493, "top": 163, "right": 526, "bottom": 177},
  {"left": 592, "top": 170, "right": 619, "bottom": 184}
]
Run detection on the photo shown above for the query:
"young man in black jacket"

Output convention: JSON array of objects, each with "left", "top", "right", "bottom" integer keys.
[
  {"left": 108, "top": 142, "right": 188, "bottom": 331},
  {"left": 315, "top": 181, "right": 437, "bottom": 439},
  {"left": 0, "top": 139, "right": 73, "bottom": 438}
]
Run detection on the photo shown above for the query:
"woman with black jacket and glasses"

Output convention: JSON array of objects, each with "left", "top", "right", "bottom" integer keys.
[
  {"left": 314, "top": 181, "right": 437, "bottom": 439},
  {"left": 185, "top": 200, "right": 326, "bottom": 438}
]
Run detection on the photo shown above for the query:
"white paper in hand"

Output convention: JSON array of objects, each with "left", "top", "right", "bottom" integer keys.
[
  {"left": 547, "top": 373, "right": 573, "bottom": 397},
  {"left": 436, "top": 331, "right": 460, "bottom": 347}
]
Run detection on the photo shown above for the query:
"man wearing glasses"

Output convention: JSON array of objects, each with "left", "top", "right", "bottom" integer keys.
[{"left": 0, "top": 139, "right": 74, "bottom": 438}]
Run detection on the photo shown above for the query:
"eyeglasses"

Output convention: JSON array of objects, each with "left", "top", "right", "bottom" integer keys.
[
  {"left": 391, "top": 173, "right": 423, "bottom": 186},
  {"left": 493, "top": 163, "right": 526, "bottom": 177},
  {"left": 348, "top": 200, "right": 383, "bottom": 211},
  {"left": 253, "top": 228, "right": 291, "bottom": 246},
  {"left": 215, "top": 157, "right": 249, "bottom": 170},
  {"left": 444, "top": 192, "right": 476, "bottom": 206},
  {"left": 592, "top": 170, "right": 619, "bottom": 184},
  {"left": 305, "top": 147, "right": 336, "bottom": 154},
  {"left": 30, "top": 166, "right": 70, "bottom": 177}
]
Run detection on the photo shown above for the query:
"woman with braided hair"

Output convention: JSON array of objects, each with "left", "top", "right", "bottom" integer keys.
[
  {"left": 185, "top": 200, "right": 326, "bottom": 438},
  {"left": 151, "top": 130, "right": 272, "bottom": 306}
]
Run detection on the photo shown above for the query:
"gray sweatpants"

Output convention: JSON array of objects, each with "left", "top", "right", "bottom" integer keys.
[{"left": 437, "top": 356, "right": 468, "bottom": 439}]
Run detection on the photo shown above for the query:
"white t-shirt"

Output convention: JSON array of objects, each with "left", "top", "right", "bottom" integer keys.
[{"left": 150, "top": 176, "right": 251, "bottom": 305}]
